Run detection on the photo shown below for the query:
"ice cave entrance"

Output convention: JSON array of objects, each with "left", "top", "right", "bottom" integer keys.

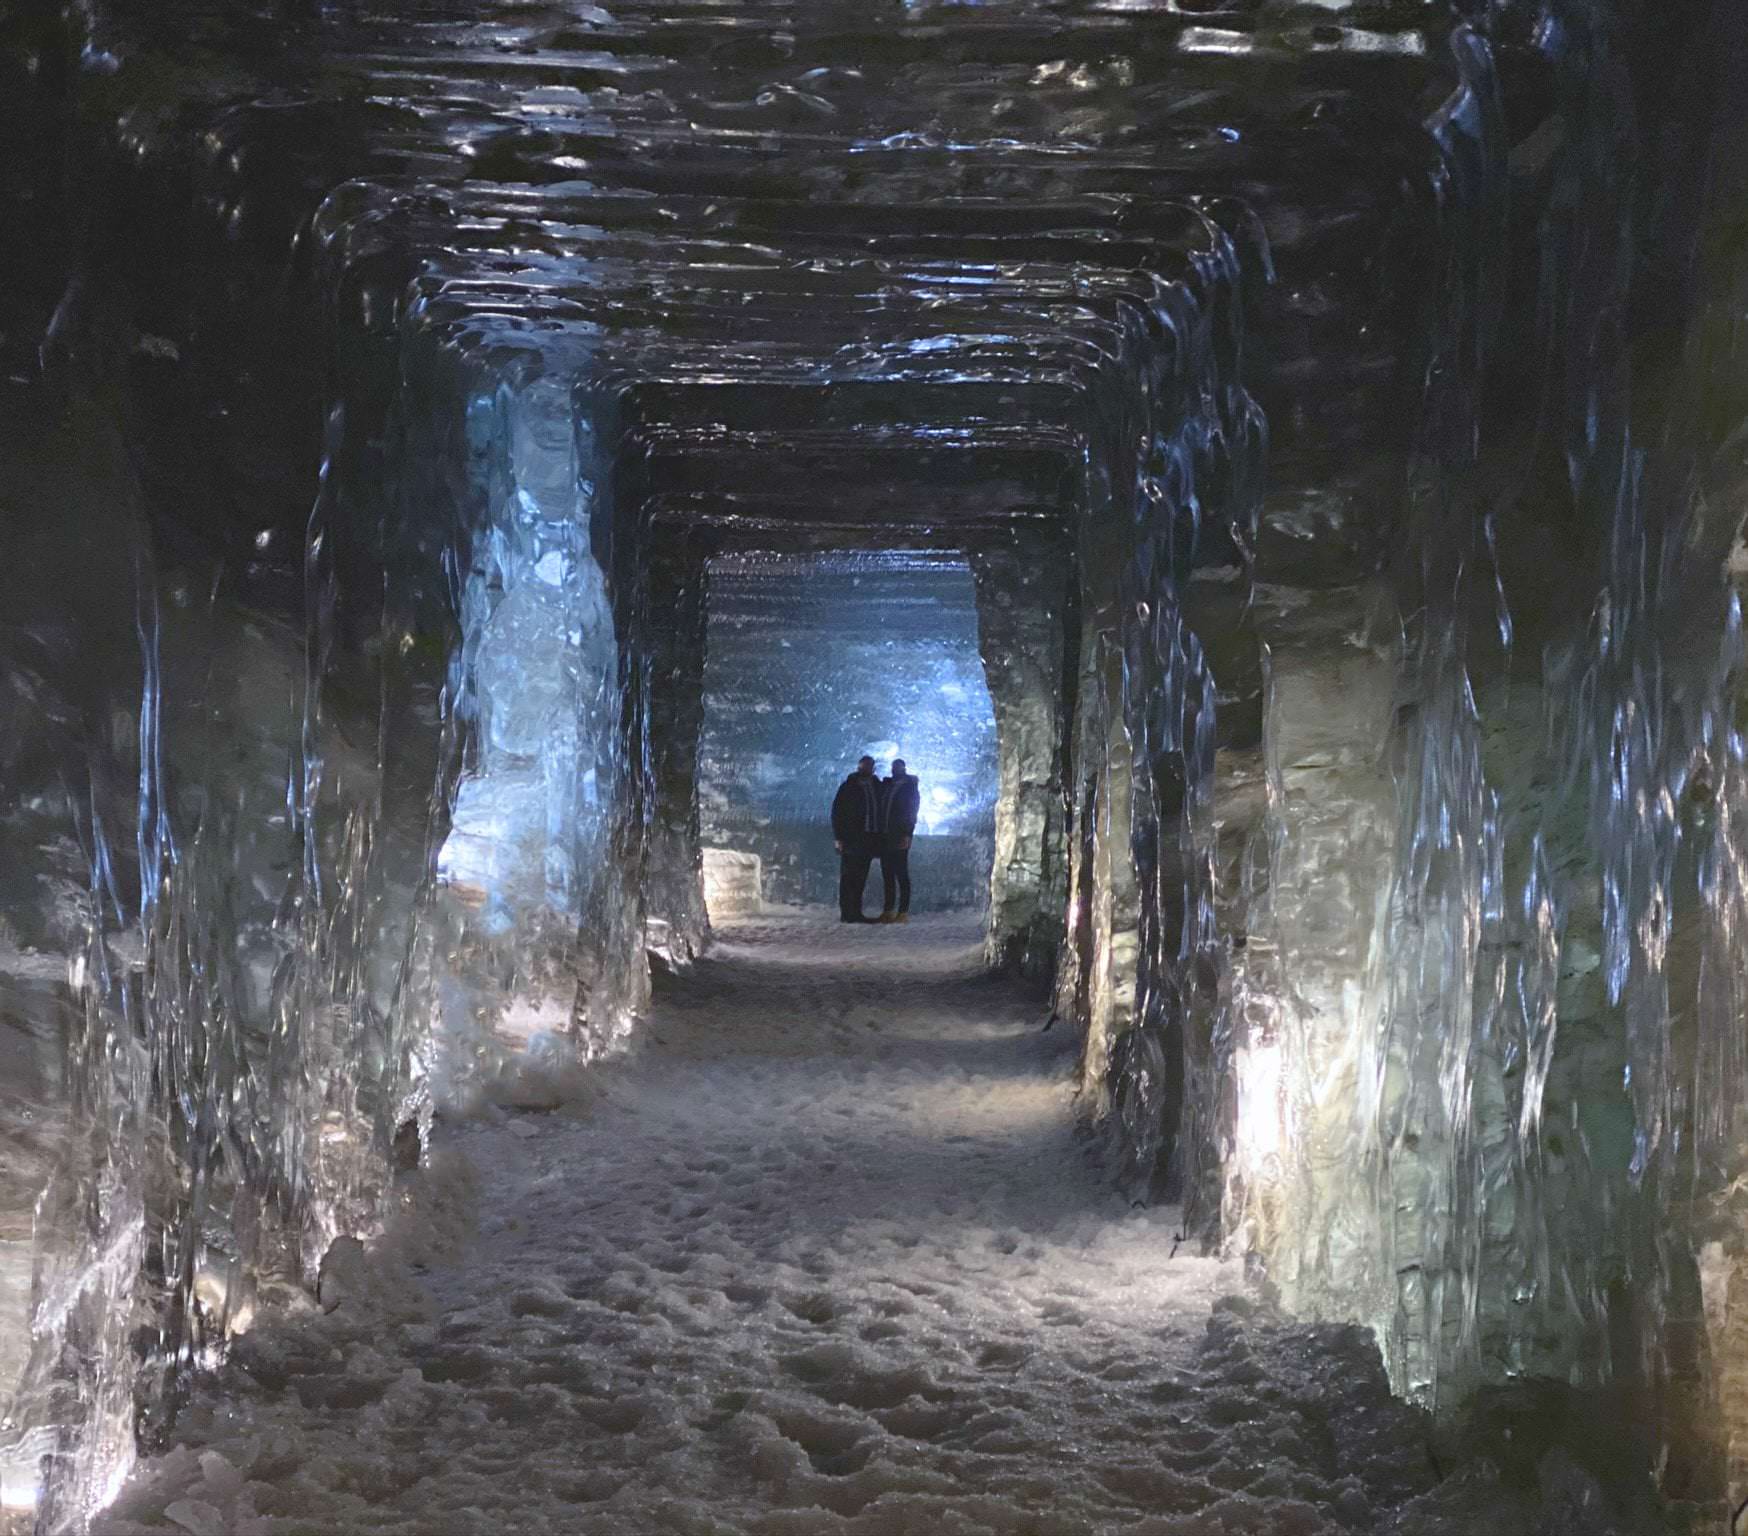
[{"left": 697, "top": 550, "right": 998, "bottom": 923}]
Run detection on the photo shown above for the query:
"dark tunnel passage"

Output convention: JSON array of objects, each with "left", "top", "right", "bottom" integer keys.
[{"left": 4, "top": 0, "right": 1748, "bottom": 1529}]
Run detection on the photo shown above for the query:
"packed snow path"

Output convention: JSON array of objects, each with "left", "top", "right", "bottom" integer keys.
[{"left": 109, "top": 915, "right": 1501, "bottom": 1535}]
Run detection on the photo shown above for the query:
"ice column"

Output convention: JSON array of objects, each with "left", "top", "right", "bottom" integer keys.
[
  {"left": 972, "top": 538, "right": 1071, "bottom": 978},
  {"left": 438, "top": 373, "right": 622, "bottom": 1046},
  {"left": 640, "top": 538, "right": 711, "bottom": 968},
  {"left": 1227, "top": 591, "right": 1398, "bottom": 1340},
  {"left": 1088, "top": 229, "right": 1267, "bottom": 1211}
]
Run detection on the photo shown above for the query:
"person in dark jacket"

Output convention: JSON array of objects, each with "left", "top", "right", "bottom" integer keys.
[
  {"left": 878, "top": 759, "right": 921, "bottom": 923},
  {"left": 831, "top": 755, "right": 884, "bottom": 923}
]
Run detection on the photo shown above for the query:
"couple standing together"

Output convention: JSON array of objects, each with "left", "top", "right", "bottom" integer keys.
[{"left": 830, "top": 756, "right": 921, "bottom": 924}]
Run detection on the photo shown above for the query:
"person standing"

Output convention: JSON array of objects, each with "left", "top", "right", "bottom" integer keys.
[
  {"left": 831, "top": 755, "right": 883, "bottom": 923},
  {"left": 878, "top": 758, "right": 921, "bottom": 924}
]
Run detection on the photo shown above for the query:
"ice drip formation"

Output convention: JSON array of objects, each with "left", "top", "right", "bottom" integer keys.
[{"left": 3, "top": 0, "right": 1748, "bottom": 1528}]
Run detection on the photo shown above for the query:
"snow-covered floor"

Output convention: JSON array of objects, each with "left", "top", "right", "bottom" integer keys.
[{"left": 105, "top": 913, "right": 1650, "bottom": 1535}]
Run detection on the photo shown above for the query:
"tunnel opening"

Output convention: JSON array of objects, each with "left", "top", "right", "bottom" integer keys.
[{"left": 695, "top": 550, "right": 999, "bottom": 924}]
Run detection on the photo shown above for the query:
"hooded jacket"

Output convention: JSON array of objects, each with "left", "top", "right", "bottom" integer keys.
[
  {"left": 831, "top": 772, "right": 884, "bottom": 846},
  {"left": 881, "top": 772, "right": 921, "bottom": 842}
]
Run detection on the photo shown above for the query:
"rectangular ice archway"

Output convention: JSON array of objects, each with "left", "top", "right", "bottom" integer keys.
[{"left": 696, "top": 550, "right": 999, "bottom": 919}]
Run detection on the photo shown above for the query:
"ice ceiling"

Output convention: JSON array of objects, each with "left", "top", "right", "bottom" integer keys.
[{"left": 3, "top": 0, "right": 1748, "bottom": 1527}]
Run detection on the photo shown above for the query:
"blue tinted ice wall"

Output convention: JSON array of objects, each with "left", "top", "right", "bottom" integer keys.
[{"left": 699, "top": 552, "right": 998, "bottom": 911}]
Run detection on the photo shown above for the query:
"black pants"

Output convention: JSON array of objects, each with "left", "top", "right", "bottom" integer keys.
[
  {"left": 880, "top": 844, "right": 911, "bottom": 915},
  {"left": 839, "top": 844, "right": 875, "bottom": 920}
]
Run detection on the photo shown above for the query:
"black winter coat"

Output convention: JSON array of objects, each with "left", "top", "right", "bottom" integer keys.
[{"left": 832, "top": 774, "right": 884, "bottom": 845}]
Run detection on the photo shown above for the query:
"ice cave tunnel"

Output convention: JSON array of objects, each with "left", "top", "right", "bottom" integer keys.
[{"left": 4, "top": 0, "right": 1748, "bottom": 1531}]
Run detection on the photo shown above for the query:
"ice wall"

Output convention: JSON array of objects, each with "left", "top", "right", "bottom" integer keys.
[
  {"left": 1220, "top": 7, "right": 1748, "bottom": 1506},
  {"left": 1057, "top": 219, "right": 1269, "bottom": 1217},
  {"left": 0, "top": 302, "right": 645, "bottom": 1536},
  {"left": 971, "top": 536, "right": 1073, "bottom": 976},
  {"left": 1224, "top": 21, "right": 1511, "bottom": 1400},
  {"left": 697, "top": 551, "right": 998, "bottom": 914},
  {"left": 642, "top": 534, "right": 712, "bottom": 963},
  {"left": 437, "top": 371, "right": 630, "bottom": 1046},
  {"left": 0, "top": 393, "right": 166, "bottom": 1528}
]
